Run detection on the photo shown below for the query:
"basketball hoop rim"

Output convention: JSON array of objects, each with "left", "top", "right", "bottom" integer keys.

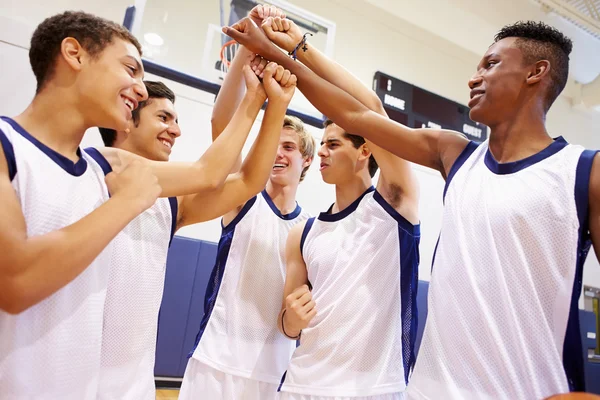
[{"left": 219, "top": 39, "right": 239, "bottom": 68}]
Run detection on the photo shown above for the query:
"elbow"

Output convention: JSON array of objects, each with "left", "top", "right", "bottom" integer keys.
[
  {"left": 0, "top": 281, "right": 31, "bottom": 315},
  {"left": 370, "top": 95, "right": 386, "bottom": 116}
]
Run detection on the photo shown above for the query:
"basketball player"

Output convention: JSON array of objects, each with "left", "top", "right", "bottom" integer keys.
[
  {"left": 178, "top": 7, "right": 316, "bottom": 400},
  {"left": 255, "top": 18, "right": 420, "bottom": 399},
  {"left": 0, "top": 11, "right": 160, "bottom": 399},
  {"left": 227, "top": 18, "right": 600, "bottom": 399},
  {"left": 94, "top": 59, "right": 298, "bottom": 399}
]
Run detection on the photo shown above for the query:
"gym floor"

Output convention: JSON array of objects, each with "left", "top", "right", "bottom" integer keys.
[{"left": 156, "top": 389, "right": 180, "bottom": 399}]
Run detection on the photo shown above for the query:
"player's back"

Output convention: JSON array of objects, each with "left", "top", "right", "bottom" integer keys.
[
  {"left": 0, "top": 117, "right": 113, "bottom": 400},
  {"left": 408, "top": 138, "right": 595, "bottom": 399},
  {"left": 280, "top": 187, "right": 420, "bottom": 397}
]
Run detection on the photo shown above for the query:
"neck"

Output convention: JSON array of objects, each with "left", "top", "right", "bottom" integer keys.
[
  {"left": 13, "top": 86, "right": 88, "bottom": 162},
  {"left": 332, "top": 172, "right": 372, "bottom": 213},
  {"left": 265, "top": 179, "right": 299, "bottom": 214},
  {"left": 487, "top": 102, "right": 553, "bottom": 163}
]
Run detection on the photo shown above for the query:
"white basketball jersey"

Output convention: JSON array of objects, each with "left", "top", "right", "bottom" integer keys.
[
  {"left": 190, "top": 190, "right": 310, "bottom": 384},
  {"left": 89, "top": 147, "right": 178, "bottom": 400},
  {"left": 407, "top": 138, "right": 596, "bottom": 400},
  {"left": 0, "top": 117, "right": 112, "bottom": 400},
  {"left": 280, "top": 187, "right": 421, "bottom": 397}
]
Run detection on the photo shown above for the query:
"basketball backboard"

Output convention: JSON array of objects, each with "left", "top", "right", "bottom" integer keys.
[{"left": 125, "top": 0, "right": 336, "bottom": 122}]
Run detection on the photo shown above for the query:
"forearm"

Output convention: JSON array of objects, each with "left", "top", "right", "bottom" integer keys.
[
  {"left": 212, "top": 46, "right": 254, "bottom": 140},
  {"left": 264, "top": 48, "right": 370, "bottom": 132},
  {"left": 298, "top": 44, "right": 384, "bottom": 113},
  {"left": 155, "top": 94, "right": 264, "bottom": 196},
  {"left": 2, "top": 196, "right": 140, "bottom": 313},
  {"left": 238, "top": 100, "right": 288, "bottom": 188}
]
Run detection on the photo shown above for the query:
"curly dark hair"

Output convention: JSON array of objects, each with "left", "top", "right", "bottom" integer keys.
[
  {"left": 30, "top": 11, "right": 142, "bottom": 93},
  {"left": 495, "top": 21, "right": 573, "bottom": 110},
  {"left": 323, "top": 119, "right": 379, "bottom": 178},
  {"left": 99, "top": 81, "right": 176, "bottom": 146}
]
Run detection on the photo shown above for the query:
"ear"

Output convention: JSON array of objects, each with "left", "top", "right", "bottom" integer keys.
[
  {"left": 302, "top": 156, "right": 313, "bottom": 169},
  {"left": 526, "top": 60, "right": 550, "bottom": 86},
  {"left": 60, "top": 37, "right": 86, "bottom": 72},
  {"left": 358, "top": 143, "right": 372, "bottom": 162}
]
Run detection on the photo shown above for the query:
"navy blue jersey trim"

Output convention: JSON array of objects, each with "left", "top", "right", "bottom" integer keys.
[{"left": 0, "top": 128, "right": 17, "bottom": 181}]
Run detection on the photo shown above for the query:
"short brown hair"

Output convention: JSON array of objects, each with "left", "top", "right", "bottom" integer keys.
[
  {"left": 283, "top": 115, "right": 315, "bottom": 182},
  {"left": 30, "top": 11, "right": 142, "bottom": 93},
  {"left": 323, "top": 119, "right": 378, "bottom": 177}
]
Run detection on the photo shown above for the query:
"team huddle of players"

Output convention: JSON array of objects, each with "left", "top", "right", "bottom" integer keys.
[{"left": 0, "top": 4, "right": 597, "bottom": 400}]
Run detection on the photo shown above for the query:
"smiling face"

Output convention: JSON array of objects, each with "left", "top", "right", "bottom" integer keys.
[
  {"left": 75, "top": 38, "right": 149, "bottom": 131},
  {"left": 269, "top": 127, "right": 312, "bottom": 187},
  {"left": 467, "top": 37, "right": 531, "bottom": 127},
  {"left": 124, "top": 97, "right": 180, "bottom": 161}
]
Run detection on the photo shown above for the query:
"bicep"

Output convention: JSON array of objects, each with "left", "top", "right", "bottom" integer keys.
[
  {"left": 0, "top": 144, "right": 27, "bottom": 278},
  {"left": 588, "top": 155, "right": 600, "bottom": 260},
  {"left": 282, "top": 222, "right": 309, "bottom": 308},
  {"left": 354, "top": 111, "right": 445, "bottom": 172}
]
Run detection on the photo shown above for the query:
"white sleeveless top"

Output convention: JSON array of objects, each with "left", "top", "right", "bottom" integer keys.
[
  {"left": 190, "top": 190, "right": 310, "bottom": 383},
  {"left": 280, "top": 187, "right": 421, "bottom": 397},
  {"left": 88, "top": 145, "right": 178, "bottom": 400},
  {"left": 0, "top": 117, "right": 112, "bottom": 400},
  {"left": 407, "top": 138, "right": 596, "bottom": 399}
]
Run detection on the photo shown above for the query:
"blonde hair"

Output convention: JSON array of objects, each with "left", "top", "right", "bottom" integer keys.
[{"left": 282, "top": 115, "right": 315, "bottom": 182}]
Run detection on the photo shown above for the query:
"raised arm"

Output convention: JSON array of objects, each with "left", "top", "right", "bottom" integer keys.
[
  {"left": 277, "top": 221, "right": 315, "bottom": 339},
  {"left": 177, "top": 62, "right": 297, "bottom": 227},
  {"left": 223, "top": 18, "right": 469, "bottom": 176},
  {"left": 98, "top": 85, "right": 265, "bottom": 197},
  {"left": 212, "top": 5, "right": 286, "bottom": 173},
  {"left": 265, "top": 17, "right": 419, "bottom": 217},
  {"left": 0, "top": 145, "right": 160, "bottom": 314}
]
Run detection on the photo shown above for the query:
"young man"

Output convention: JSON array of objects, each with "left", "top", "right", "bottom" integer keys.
[
  {"left": 0, "top": 11, "right": 159, "bottom": 400},
  {"left": 227, "top": 18, "right": 600, "bottom": 399},
  {"left": 260, "top": 19, "right": 420, "bottom": 399},
  {"left": 94, "top": 60, "right": 298, "bottom": 400},
  {"left": 178, "top": 6, "right": 316, "bottom": 400}
]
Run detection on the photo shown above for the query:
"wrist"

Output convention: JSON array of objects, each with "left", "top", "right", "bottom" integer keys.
[
  {"left": 282, "top": 309, "right": 301, "bottom": 339},
  {"left": 244, "top": 91, "right": 267, "bottom": 107}
]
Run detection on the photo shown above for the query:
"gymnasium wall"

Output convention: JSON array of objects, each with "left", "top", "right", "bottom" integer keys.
[{"left": 1, "top": 0, "right": 599, "bottom": 295}]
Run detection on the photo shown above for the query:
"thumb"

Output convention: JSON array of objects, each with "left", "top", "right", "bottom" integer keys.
[
  {"left": 222, "top": 26, "right": 243, "bottom": 42},
  {"left": 242, "top": 64, "right": 256, "bottom": 82}
]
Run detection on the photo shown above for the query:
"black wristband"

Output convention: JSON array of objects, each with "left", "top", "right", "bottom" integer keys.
[
  {"left": 288, "top": 32, "right": 313, "bottom": 60},
  {"left": 281, "top": 309, "right": 301, "bottom": 339}
]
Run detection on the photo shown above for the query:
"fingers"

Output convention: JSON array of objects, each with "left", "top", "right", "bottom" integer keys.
[
  {"left": 296, "top": 291, "right": 313, "bottom": 307},
  {"left": 274, "top": 64, "right": 285, "bottom": 81},
  {"left": 251, "top": 56, "right": 268, "bottom": 77},
  {"left": 262, "top": 61, "right": 277, "bottom": 81},
  {"left": 279, "top": 69, "right": 291, "bottom": 86},
  {"left": 273, "top": 16, "right": 284, "bottom": 32},
  {"left": 287, "top": 73, "right": 297, "bottom": 88}
]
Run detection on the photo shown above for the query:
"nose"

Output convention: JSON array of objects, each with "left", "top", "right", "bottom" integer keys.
[
  {"left": 134, "top": 78, "right": 148, "bottom": 102},
  {"left": 168, "top": 122, "right": 181, "bottom": 138},
  {"left": 317, "top": 143, "right": 328, "bottom": 158},
  {"left": 468, "top": 73, "right": 483, "bottom": 90}
]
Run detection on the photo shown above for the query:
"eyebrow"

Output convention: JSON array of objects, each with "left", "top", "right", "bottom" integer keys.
[
  {"left": 125, "top": 55, "right": 143, "bottom": 75},
  {"left": 320, "top": 138, "right": 342, "bottom": 145},
  {"left": 478, "top": 52, "right": 500, "bottom": 68},
  {"left": 158, "top": 109, "right": 178, "bottom": 124},
  {"left": 281, "top": 141, "right": 297, "bottom": 146}
]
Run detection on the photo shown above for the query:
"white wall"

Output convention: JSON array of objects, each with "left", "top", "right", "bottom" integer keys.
[{"left": 1, "top": 0, "right": 599, "bottom": 293}]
